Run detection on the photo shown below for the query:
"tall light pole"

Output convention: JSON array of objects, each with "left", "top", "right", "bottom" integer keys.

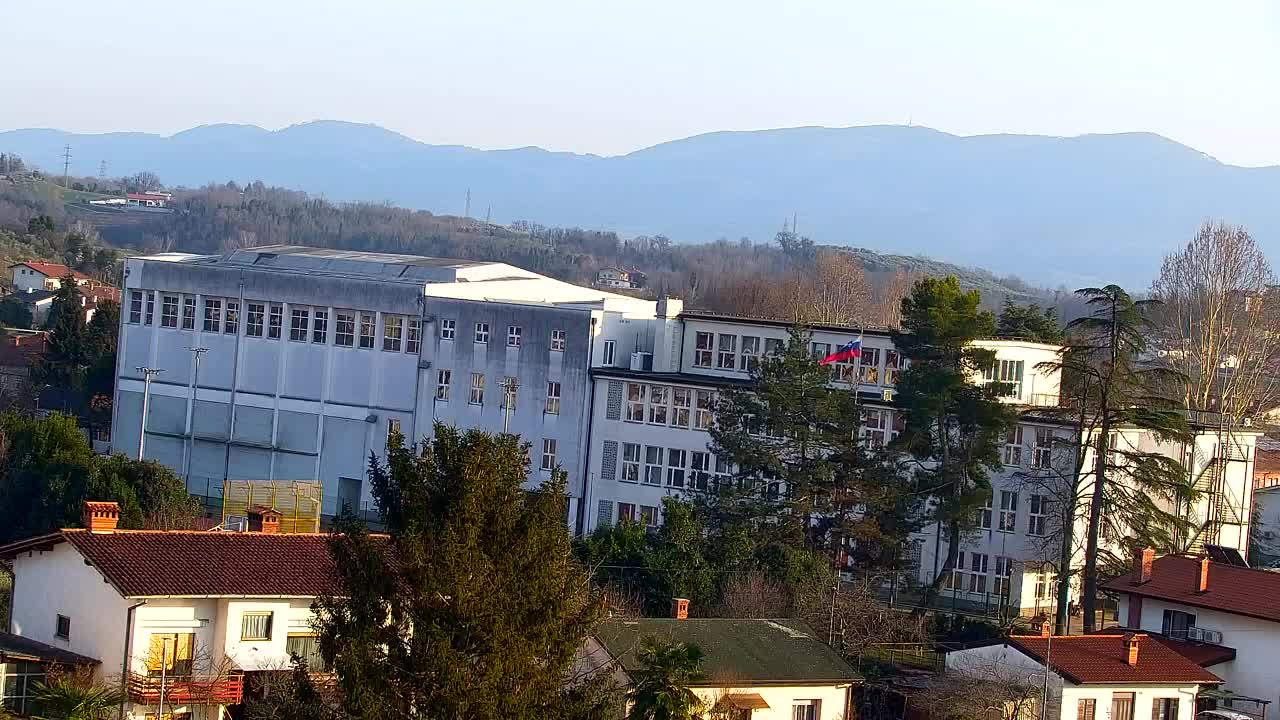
[
  {"left": 182, "top": 347, "right": 208, "bottom": 483},
  {"left": 500, "top": 378, "right": 520, "bottom": 433},
  {"left": 136, "top": 367, "right": 164, "bottom": 460}
]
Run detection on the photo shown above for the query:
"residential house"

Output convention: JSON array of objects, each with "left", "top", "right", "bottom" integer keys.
[
  {"left": 1104, "top": 551, "right": 1280, "bottom": 715},
  {"left": 0, "top": 632, "right": 99, "bottom": 716},
  {"left": 595, "top": 267, "right": 646, "bottom": 290},
  {"left": 126, "top": 192, "right": 171, "bottom": 208},
  {"left": 0, "top": 502, "right": 339, "bottom": 720},
  {"left": 584, "top": 601, "right": 860, "bottom": 719},
  {"left": 946, "top": 626, "right": 1221, "bottom": 720},
  {"left": 0, "top": 330, "right": 46, "bottom": 405},
  {"left": 9, "top": 262, "right": 93, "bottom": 293}
]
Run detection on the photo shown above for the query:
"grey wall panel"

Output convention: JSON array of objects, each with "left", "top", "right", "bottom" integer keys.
[
  {"left": 319, "top": 416, "right": 369, "bottom": 500},
  {"left": 329, "top": 351, "right": 372, "bottom": 407},
  {"left": 113, "top": 390, "right": 143, "bottom": 456},
  {"left": 188, "top": 440, "right": 227, "bottom": 491},
  {"left": 277, "top": 411, "right": 319, "bottom": 453},
  {"left": 147, "top": 394, "right": 187, "bottom": 435},
  {"left": 143, "top": 435, "right": 183, "bottom": 469},
  {"left": 238, "top": 342, "right": 280, "bottom": 396},
  {"left": 274, "top": 452, "right": 317, "bottom": 481},
  {"left": 228, "top": 446, "right": 271, "bottom": 479},
  {"left": 283, "top": 344, "right": 324, "bottom": 400},
  {"left": 192, "top": 400, "right": 231, "bottom": 439},
  {"left": 232, "top": 406, "right": 274, "bottom": 445}
]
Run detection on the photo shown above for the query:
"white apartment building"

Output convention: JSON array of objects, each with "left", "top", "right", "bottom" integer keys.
[{"left": 111, "top": 246, "right": 659, "bottom": 526}]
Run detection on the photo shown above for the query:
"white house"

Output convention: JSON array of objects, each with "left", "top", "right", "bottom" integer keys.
[
  {"left": 1104, "top": 551, "right": 1280, "bottom": 716},
  {"left": 9, "top": 261, "right": 93, "bottom": 294},
  {"left": 946, "top": 627, "right": 1221, "bottom": 720},
  {"left": 0, "top": 502, "right": 337, "bottom": 720},
  {"left": 584, "top": 602, "right": 859, "bottom": 720}
]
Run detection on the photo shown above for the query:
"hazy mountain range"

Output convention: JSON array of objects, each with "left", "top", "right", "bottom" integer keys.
[{"left": 3, "top": 121, "right": 1278, "bottom": 286}]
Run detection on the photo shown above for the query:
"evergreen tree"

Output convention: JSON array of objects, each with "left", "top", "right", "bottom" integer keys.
[
  {"left": 890, "top": 277, "right": 1017, "bottom": 608},
  {"left": 36, "top": 274, "right": 89, "bottom": 391},
  {"left": 996, "top": 298, "right": 1063, "bottom": 343},
  {"left": 625, "top": 638, "right": 705, "bottom": 720},
  {"left": 313, "top": 426, "right": 614, "bottom": 720},
  {"left": 0, "top": 297, "right": 33, "bottom": 329}
]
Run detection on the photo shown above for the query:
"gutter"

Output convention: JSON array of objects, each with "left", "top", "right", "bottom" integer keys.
[{"left": 119, "top": 600, "right": 147, "bottom": 720}]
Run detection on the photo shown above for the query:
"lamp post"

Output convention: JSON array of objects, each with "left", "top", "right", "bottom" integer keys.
[
  {"left": 182, "top": 347, "right": 208, "bottom": 483},
  {"left": 135, "top": 367, "right": 164, "bottom": 459}
]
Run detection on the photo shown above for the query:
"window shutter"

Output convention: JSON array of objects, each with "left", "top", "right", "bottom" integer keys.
[{"left": 606, "top": 381, "right": 623, "bottom": 420}]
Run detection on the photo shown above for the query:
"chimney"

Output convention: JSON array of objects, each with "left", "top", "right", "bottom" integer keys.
[
  {"left": 1125, "top": 633, "right": 1144, "bottom": 666},
  {"left": 1134, "top": 548, "right": 1154, "bottom": 584},
  {"left": 247, "top": 506, "right": 282, "bottom": 534},
  {"left": 1197, "top": 556, "right": 1211, "bottom": 593},
  {"left": 1040, "top": 619, "right": 1052, "bottom": 638},
  {"left": 82, "top": 501, "right": 120, "bottom": 533},
  {"left": 671, "top": 597, "right": 689, "bottom": 620}
]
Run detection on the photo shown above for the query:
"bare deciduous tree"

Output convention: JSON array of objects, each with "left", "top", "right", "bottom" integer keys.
[{"left": 909, "top": 654, "right": 1047, "bottom": 720}]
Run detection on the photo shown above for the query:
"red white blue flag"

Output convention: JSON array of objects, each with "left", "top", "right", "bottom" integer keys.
[{"left": 819, "top": 339, "right": 861, "bottom": 366}]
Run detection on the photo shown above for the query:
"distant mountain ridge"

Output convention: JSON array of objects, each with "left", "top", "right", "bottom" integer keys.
[{"left": 3, "top": 121, "right": 1278, "bottom": 286}]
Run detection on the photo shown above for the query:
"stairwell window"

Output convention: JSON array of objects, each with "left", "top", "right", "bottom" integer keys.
[
  {"left": 313, "top": 309, "right": 328, "bottom": 343},
  {"left": 440, "top": 318, "right": 456, "bottom": 340},
  {"left": 998, "top": 491, "right": 1018, "bottom": 533},
  {"left": 717, "top": 334, "right": 737, "bottom": 369},
  {"left": 507, "top": 325, "right": 522, "bottom": 347},
  {"left": 436, "top": 370, "right": 451, "bottom": 401},
  {"left": 182, "top": 296, "right": 196, "bottom": 329},
  {"left": 1028, "top": 495, "right": 1048, "bottom": 536},
  {"left": 240, "top": 612, "right": 273, "bottom": 641},
  {"left": 203, "top": 298, "right": 222, "bottom": 332},
  {"left": 359, "top": 313, "right": 375, "bottom": 348},
  {"left": 1003, "top": 426, "right": 1024, "bottom": 466},
  {"left": 621, "top": 443, "right": 641, "bottom": 483},
  {"left": 269, "top": 304, "right": 283, "bottom": 339},
  {"left": 290, "top": 307, "right": 310, "bottom": 341},
  {"left": 545, "top": 381, "right": 561, "bottom": 414},
  {"left": 551, "top": 328, "right": 566, "bottom": 352},
  {"left": 224, "top": 301, "right": 239, "bottom": 334},
  {"left": 693, "top": 332, "right": 713, "bottom": 367},
  {"left": 335, "top": 311, "right": 355, "bottom": 347},
  {"left": 474, "top": 322, "right": 489, "bottom": 344},
  {"left": 161, "top": 294, "right": 179, "bottom": 327},
  {"left": 541, "top": 438, "right": 557, "bottom": 471},
  {"left": 406, "top": 318, "right": 421, "bottom": 353},
  {"left": 383, "top": 316, "right": 403, "bottom": 351},
  {"left": 129, "top": 291, "right": 144, "bottom": 324},
  {"left": 469, "top": 373, "right": 485, "bottom": 405},
  {"left": 246, "top": 302, "right": 265, "bottom": 337}
]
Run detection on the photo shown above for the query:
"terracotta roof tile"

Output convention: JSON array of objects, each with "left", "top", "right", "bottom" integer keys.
[
  {"left": 1093, "top": 628, "right": 1235, "bottom": 667},
  {"left": 1009, "top": 635, "right": 1221, "bottom": 685},
  {"left": 1103, "top": 555, "right": 1280, "bottom": 623},
  {"left": 10, "top": 262, "right": 92, "bottom": 281}
]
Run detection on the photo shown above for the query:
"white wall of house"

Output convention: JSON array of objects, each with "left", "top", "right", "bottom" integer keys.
[
  {"left": 690, "top": 684, "right": 852, "bottom": 720},
  {"left": 1058, "top": 684, "right": 1200, "bottom": 720},
  {"left": 11, "top": 266, "right": 51, "bottom": 293}
]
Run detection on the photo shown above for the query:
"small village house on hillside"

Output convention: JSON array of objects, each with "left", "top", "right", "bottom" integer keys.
[
  {"left": 583, "top": 600, "right": 860, "bottom": 720},
  {"left": 1104, "top": 550, "right": 1280, "bottom": 717},
  {"left": 0, "top": 502, "right": 337, "bottom": 720},
  {"left": 8, "top": 262, "right": 94, "bottom": 293},
  {"left": 946, "top": 625, "right": 1221, "bottom": 720}
]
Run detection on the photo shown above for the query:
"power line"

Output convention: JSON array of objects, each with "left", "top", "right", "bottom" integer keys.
[{"left": 61, "top": 145, "right": 72, "bottom": 188}]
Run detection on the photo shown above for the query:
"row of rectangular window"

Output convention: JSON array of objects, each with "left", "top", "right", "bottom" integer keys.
[
  {"left": 690, "top": 331, "right": 908, "bottom": 386},
  {"left": 979, "top": 490, "right": 1049, "bottom": 536},
  {"left": 1004, "top": 426, "right": 1056, "bottom": 468},
  {"left": 943, "top": 551, "right": 1015, "bottom": 596},
  {"left": 1076, "top": 694, "right": 1178, "bottom": 720},
  {"left": 434, "top": 371, "right": 563, "bottom": 414},
  {"left": 624, "top": 383, "right": 715, "bottom": 430},
  {"left": 618, "top": 443, "right": 735, "bottom": 491},
  {"left": 439, "top": 319, "right": 567, "bottom": 351}
]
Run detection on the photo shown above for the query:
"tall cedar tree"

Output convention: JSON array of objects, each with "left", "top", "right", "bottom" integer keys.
[
  {"left": 312, "top": 425, "right": 614, "bottom": 720},
  {"left": 707, "top": 326, "right": 911, "bottom": 573},
  {"left": 996, "top": 298, "right": 1063, "bottom": 344},
  {"left": 1053, "top": 285, "right": 1191, "bottom": 632},
  {"left": 891, "top": 277, "right": 1017, "bottom": 608}
]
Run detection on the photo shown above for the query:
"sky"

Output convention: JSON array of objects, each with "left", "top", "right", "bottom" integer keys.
[{"left": 3, "top": 0, "right": 1279, "bottom": 166}]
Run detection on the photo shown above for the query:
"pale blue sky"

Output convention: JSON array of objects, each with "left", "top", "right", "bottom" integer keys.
[{"left": 4, "top": 0, "right": 1278, "bottom": 165}]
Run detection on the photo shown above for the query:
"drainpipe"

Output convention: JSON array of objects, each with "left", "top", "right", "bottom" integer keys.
[
  {"left": 119, "top": 600, "right": 147, "bottom": 720},
  {"left": 576, "top": 316, "right": 598, "bottom": 535}
]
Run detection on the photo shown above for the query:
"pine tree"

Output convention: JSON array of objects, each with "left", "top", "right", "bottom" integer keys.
[
  {"left": 891, "top": 277, "right": 1017, "bottom": 608},
  {"left": 313, "top": 425, "right": 614, "bottom": 720},
  {"left": 35, "top": 274, "right": 89, "bottom": 396},
  {"left": 996, "top": 298, "right": 1063, "bottom": 343}
]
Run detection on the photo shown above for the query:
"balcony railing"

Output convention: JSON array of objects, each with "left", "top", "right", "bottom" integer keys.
[{"left": 126, "top": 673, "right": 244, "bottom": 705}]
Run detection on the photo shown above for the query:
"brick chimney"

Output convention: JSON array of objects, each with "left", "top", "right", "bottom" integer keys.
[
  {"left": 671, "top": 598, "right": 689, "bottom": 620},
  {"left": 1125, "top": 633, "right": 1144, "bottom": 666},
  {"left": 1040, "top": 619, "right": 1052, "bottom": 638},
  {"left": 1197, "top": 556, "right": 1211, "bottom": 593},
  {"left": 247, "top": 506, "right": 282, "bottom": 534},
  {"left": 82, "top": 501, "right": 120, "bottom": 533},
  {"left": 1134, "top": 547, "right": 1154, "bottom": 584}
]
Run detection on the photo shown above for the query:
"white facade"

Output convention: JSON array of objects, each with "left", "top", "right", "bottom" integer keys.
[
  {"left": 690, "top": 685, "right": 852, "bottom": 720},
  {"left": 110, "top": 246, "right": 658, "bottom": 527}
]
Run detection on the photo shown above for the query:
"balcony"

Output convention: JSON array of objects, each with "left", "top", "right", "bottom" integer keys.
[{"left": 126, "top": 673, "right": 244, "bottom": 705}]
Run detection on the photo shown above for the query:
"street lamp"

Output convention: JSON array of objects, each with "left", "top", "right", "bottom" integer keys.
[
  {"left": 135, "top": 366, "right": 164, "bottom": 459},
  {"left": 182, "top": 347, "right": 208, "bottom": 483}
]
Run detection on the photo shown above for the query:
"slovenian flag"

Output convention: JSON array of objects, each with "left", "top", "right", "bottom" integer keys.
[{"left": 819, "top": 339, "right": 861, "bottom": 366}]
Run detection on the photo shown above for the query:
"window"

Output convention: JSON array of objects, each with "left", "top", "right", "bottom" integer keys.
[
  {"left": 1077, "top": 699, "right": 1096, "bottom": 720},
  {"left": 335, "top": 311, "right": 355, "bottom": 346},
  {"left": 885, "top": 350, "right": 905, "bottom": 386},
  {"left": 161, "top": 294, "right": 179, "bottom": 327},
  {"left": 501, "top": 377, "right": 518, "bottom": 411},
  {"left": 625, "top": 383, "right": 647, "bottom": 422},
  {"left": 811, "top": 342, "right": 831, "bottom": 361},
  {"left": 1003, "top": 426, "right": 1024, "bottom": 466},
  {"left": 644, "top": 446, "right": 664, "bottom": 485},
  {"left": 55, "top": 614, "right": 70, "bottom": 640},
  {"left": 436, "top": 370, "right": 451, "bottom": 401},
  {"left": 694, "top": 390, "right": 714, "bottom": 430},
  {"left": 1111, "top": 693, "right": 1135, "bottom": 720},
  {"left": 145, "top": 633, "right": 194, "bottom": 676},
  {"left": 765, "top": 337, "right": 785, "bottom": 356},
  {"left": 313, "top": 309, "right": 328, "bottom": 343},
  {"left": 618, "top": 503, "right": 637, "bottom": 523},
  {"left": 693, "top": 332, "right": 713, "bottom": 367},
  {"left": 639, "top": 505, "right": 659, "bottom": 527},
  {"left": 286, "top": 634, "right": 328, "bottom": 673},
  {"left": 667, "top": 449, "right": 686, "bottom": 488},
  {"left": 648, "top": 385, "right": 669, "bottom": 424},
  {"left": 507, "top": 325, "right": 522, "bottom": 347},
  {"left": 968, "top": 553, "right": 989, "bottom": 593},
  {"left": 246, "top": 302, "right": 265, "bottom": 337},
  {"left": 1033, "top": 428, "right": 1053, "bottom": 469},
  {"left": 203, "top": 298, "right": 222, "bottom": 332},
  {"left": 863, "top": 409, "right": 886, "bottom": 447},
  {"left": 740, "top": 336, "right": 760, "bottom": 372},
  {"left": 387, "top": 419, "right": 401, "bottom": 447},
  {"left": 602, "top": 340, "right": 616, "bottom": 366},
  {"left": 994, "top": 556, "right": 1013, "bottom": 596},
  {"left": 671, "top": 388, "right": 691, "bottom": 428},
  {"left": 1028, "top": 495, "right": 1048, "bottom": 536},
  {"left": 145, "top": 291, "right": 155, "bottom": 325},
  {"left": 983, "top": 359, "right": 1025, "bottom": 398},
  {"left": 241, "top": 612, "right": 273, "bottom": 641},
  {"left": 269, "top": 304, "right": 283, "bottom": 339},
  {"left": 691, "top": 452, "right": 711, "bottom": 491},
  {"left": 546, "top": 381, "right": 561, "bottom": 414},
  {"left": 182, "top": 296, "right": 196, "bottom": 329},
  {"left": 1152, "top": 699, "right": 1179, "bottom": 720},
  {"left": 998, "top": 491, "right": 1018, "bottom": 532},
  {"left": 621, "top": 443, "right": 641, "bottom": 483},
  {"left": 406, "top": 318, "right": 421, "bottom": 353},
  {"left": 1035, "top": 566, "right": 1055, "bottom": 601},
  {"left": 474, "top": 322, "right": 490, "bottom": 344},
  {"left": 717, "top": 334, "right": 737, "bottom": 369},
  {"left": 383, "top": 315, "right": 403, "bottom": 351},
  {"left": 541, "top": 438, "right": 557, "bottom": 471},
  {"left": 224, "top": 301, "right": 239, "bottom": 334},
  {"left": 1162, "top": 609, "right": 1196, "bottom": 639},
  {"left": 980, "top": 496, "right": 992, "bottom": 530},
  {"left": 945, "top": 552, "right": 967, "bottom": 591},
  {"left": 860, "top": 347, "right": 881, "bottom": 384},
  {"left": 440, "top": 318, "right": 456, "bottom": 340},
  {"left": 713, "top": 456, "right": 733, "bottom": 489},
  {"left": 792, "top": 700, "right": 819, "bottom": 720},
  {"left": 290, "top": 307, "right": 310, "bottom": 341},
  {"left": 358, "top": 313, "right": 374, "bottom": 348},
  {"left": 551, "top": 328, "right": 566, "bottom": 352},
  {"left": 469, "top": 373, "right": 485, "bottom": 405},
  {"left": 129, "top": 291, "right": 144, "bottom": 324}
]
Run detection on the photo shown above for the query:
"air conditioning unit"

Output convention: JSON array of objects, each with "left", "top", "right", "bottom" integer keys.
[{"left": 630, "top": 352, "right": 653, "bottom": 371}]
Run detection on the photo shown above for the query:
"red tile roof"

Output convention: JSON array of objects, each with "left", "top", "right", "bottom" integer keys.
[
  {"left": 9, "top": 262, "right": 91, "bottom": 281},
  {"left": 1008, "top": 635, "right": 1221, "bottom": 685},
  {"left": 1093, "top": 629, "right": 1236, "bottom": 668},
  {"left": 30, "top": 530, "right": 344, "bottom": 597},
  {"left": 1103, "top": 555, "right": 1280, "bottom": 624}
]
